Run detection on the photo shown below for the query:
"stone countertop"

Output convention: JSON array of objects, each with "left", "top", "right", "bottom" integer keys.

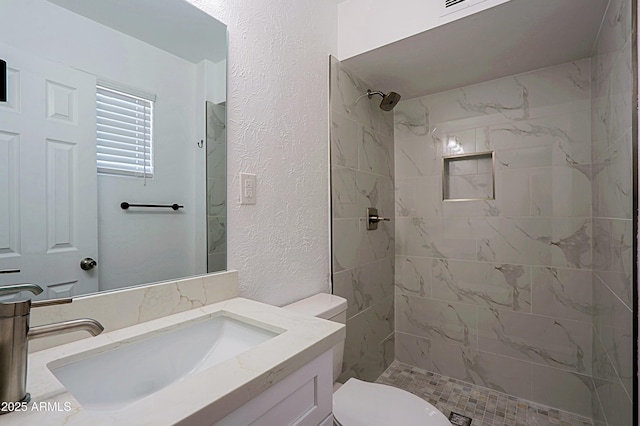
[{"left": 1, "top": 297, "right": 345, "bottom": 425}]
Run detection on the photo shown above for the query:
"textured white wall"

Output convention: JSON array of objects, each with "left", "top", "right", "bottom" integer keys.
[{"left": 187, "top": 0, "right": 338, "bottom": 305}]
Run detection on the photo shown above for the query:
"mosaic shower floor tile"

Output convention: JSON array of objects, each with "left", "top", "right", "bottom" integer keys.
[{"left": 375, "top": 361, "right": 593, "bottom": 426}]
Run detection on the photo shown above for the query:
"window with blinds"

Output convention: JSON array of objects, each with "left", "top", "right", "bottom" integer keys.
[{"left": 96, "top": 85, "right": 154, "bottom": 177}]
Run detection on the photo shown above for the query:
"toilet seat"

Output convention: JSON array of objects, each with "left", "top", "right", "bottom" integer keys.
[{"left": 332, "top": 378, "right": 450, "bottom": 426}]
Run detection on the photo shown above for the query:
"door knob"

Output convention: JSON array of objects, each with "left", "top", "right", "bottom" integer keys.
[{"left": 80, "top": 258, "right": 97, "bottom": 271}]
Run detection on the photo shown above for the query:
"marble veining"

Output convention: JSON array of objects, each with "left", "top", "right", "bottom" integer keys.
[
  {"left": 331, "top": 167, "right": 358, "bottom": 219},
  {"left": 397, "top": 145, "right": 427, "bottom": 176},
  {"left": 458, "top": 349, "right": 510, "bottom": 395},
  {"left": 432, "top": 260, "right": 528, "bottom": 311},
  {"left": 360, "top": 220, "right": 393, "bottom": 263},
  {"left": 395, "top": 194, "right": 413, "bottom": 217},
  {"left": 477, "top": 219, "right": 521, "bottom": 262},
  {"left": 411, "top": 217, "right": 445, "bottom": 258},
  {"left": 542, "top": 267, "right": 595, "bottom": 318},
  {"left": 551, "top": 221, "right": 592, "bottom": 269},
  {"left": 332, "top": 218, "right": 359, "bottom": 272},
  {"left": 361, "top": 127, "right": 393, "bottom": 178},
  {"left": 567, "top": 62, "right": 591, "bottom": 91},
  {"left": 207, "top": 178, "right": 226, "bottom": 216},
  {"left": 592, "top": 133, "right": 633, "bottom": 219},
  {"left": 493, "top": 264, "right": 528, "bottom": 310},
  {"left": 444, "top": 199, "right": 500, "bottom": 218},
  {"left": 597, "top": 0, "right": 631, "bottom": 62},
  {"left": 493, "top": 122, "right": 582, "bottom": 165},
  {"left": 514, "top": 220, "right": 591, "bottom": 268},
  {"left": 570, "top": 163, "right": 594, "bottom": 181},
  {"left": 482, "top": 308, "right": 587, "bottom": 373},
  {"left": 206, "top": 102, "right": 226, "bottom": 180},
  {"left": 480, "top": 201, "right": 500, "bottom": 217},
  {"left": 394, "top": 98, "right": 430, "bottom": 136},
  {"left": 331, "top": 113, "right": 359, "bottom": 169},
  {"left": 398, "top": 295, "right": 474, "bottom": 348},
  {"left": 458, "top": 78, "right": 530, "bottom": 121},
  {"left": 335, "top": 259, "right": 393, "bottom": 319},
  {"left": 395, "top": 257, "right": 428, "bottom": 297},
  {"left": 592, "top": 219, "right": 632, "bottom": 309},
  {"left": 592, "top": 274, "right": 633, "bottom": 396},
  {"left": 360, "top": 176, "right": 380, "bottom": 208},
  {"left": 347, "top": 269, "right": 374, "bottom": 315},
  {"left": 207, "top": 217, "right": 227, "bottom": 254}
]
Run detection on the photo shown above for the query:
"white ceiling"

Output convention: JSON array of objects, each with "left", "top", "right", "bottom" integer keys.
[
  {"left": 343, "top": 0, "right": 609, "bottom": 100},
  {"left": 47, "top": 0, "right": 226, "bottom": 64}
]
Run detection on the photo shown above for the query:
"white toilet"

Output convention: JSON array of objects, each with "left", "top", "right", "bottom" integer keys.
[{"left": 284, "top": 294, "right": 450, "bottom": 426}]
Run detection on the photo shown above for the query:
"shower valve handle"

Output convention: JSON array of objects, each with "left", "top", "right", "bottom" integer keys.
[
  {"left": 369, "top": 215, "right": 390, "bottom": 223},
  {"left": 366, "top": 207, "right": 390, "bottom": 231}
]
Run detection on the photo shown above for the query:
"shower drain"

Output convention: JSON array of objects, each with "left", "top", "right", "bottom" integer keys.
[{"left": 448, "top": 411, "right": 472, "bottom": 426}]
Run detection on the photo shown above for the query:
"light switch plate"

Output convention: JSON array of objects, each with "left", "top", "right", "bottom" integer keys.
[{"left": 240, "top": 173, "right": 256, "bottom": 205}]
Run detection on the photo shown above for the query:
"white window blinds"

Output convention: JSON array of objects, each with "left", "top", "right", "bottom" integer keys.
[{"left": 96, "top": 85, "right": 154, "bottom": 177}]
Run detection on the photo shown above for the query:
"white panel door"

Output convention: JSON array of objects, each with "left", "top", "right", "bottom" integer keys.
[{"left": 0, "top": 44, "right": 98, "bottom": 300}]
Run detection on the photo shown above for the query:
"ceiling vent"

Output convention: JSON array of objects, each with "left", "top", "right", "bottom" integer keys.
[
  {"left": 442, "top": 0, "right": 497, "bottom": 17},
  {"left": 446, "top": 0, "right": 467, "bottom": 7}
]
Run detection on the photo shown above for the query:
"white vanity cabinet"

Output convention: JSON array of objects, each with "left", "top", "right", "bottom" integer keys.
[
  {"left": 201, "top": 350, "right": 333, "bottom": 426},
  {"left": 3, "top": 299, "right": 344, "bottom": 426}
]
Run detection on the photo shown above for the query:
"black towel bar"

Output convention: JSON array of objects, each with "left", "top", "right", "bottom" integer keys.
[{"left": 120, "top": 202, "right": 183, "bottom": 211}]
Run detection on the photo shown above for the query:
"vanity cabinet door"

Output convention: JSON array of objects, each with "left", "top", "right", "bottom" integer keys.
[{"left": 202, "top": 350, "right": 333, "bottom": 426}]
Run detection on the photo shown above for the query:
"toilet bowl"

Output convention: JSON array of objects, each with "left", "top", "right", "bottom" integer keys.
[{"left": 284, "top": 294, "right": 449, "bottom": 426}]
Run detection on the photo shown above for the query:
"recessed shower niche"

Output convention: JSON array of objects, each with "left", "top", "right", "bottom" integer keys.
[{"left": 442, "top": 151, "right": 495, "bottom": 201}]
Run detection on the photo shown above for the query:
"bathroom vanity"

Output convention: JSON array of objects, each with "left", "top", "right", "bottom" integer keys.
[{"left": 1, "top": 297, "right": 344, "bottom": 425}]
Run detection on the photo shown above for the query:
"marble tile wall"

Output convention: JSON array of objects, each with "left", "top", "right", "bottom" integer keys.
[
  {"left": 330, "top": 56, "right": 395, "bottom": 382},
  {"left": 590, "top": 0, "right": 634, "bottom": 424},
  {"left": 394, "top": 59, "right": 597, "bottom": 418},
  {"left": 207, "top": 101, "right": 227, "bottom": 273}
]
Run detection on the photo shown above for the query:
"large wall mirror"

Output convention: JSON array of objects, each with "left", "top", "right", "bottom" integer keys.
[{"left": 0, "top": 0, "right": 227, "bottom": 301}]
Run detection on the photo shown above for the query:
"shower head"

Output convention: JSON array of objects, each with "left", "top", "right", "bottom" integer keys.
[{"left": 367, "top": 89, "right": 401, "bottom": 111}]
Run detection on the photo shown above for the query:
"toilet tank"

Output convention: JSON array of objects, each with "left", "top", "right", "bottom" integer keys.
[{"left": 283, "top": 293, "right": 347, "bottom": 382}]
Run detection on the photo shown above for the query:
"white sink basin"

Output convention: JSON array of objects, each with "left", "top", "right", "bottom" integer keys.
[{"left": 47, "top": 314, "right": 279, "bottom": 411}]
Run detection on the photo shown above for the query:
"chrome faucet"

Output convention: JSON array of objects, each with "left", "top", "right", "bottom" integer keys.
[
  {"left": 0, "top": 284, "right": 104, "bottom": 413},
  {"left": 0, "top": 283, "right": 44, "bottom": 297}
]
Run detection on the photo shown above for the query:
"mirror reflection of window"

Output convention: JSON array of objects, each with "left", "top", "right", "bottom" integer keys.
[
  {"left": 0, "top": 0, "right": 227, "bottom": 300},
  {"left": 96, "top": 84, "right": 155, "bottom": 180}
]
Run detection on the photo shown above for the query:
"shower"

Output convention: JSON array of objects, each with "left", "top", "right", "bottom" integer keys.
[{"left": 366, "top": 89, "right": 401, "bottom": 111}]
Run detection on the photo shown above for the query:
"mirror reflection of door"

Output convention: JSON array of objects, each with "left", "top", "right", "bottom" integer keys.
[
  {"left": 0, "top": 43, "right": 99, "bottom": 300},
  {"left": 1, "top": 0, "right": 227, "bottom": 299}
]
